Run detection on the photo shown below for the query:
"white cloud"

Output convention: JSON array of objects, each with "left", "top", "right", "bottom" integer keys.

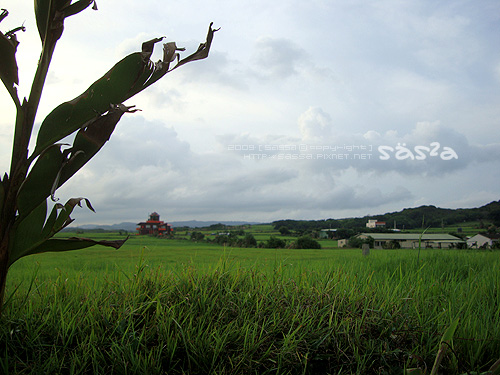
[{"left": 298, "top": 107, "right": 332, "bottom": 140}]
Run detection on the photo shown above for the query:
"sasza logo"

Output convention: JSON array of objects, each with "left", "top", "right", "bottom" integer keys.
[{"left": 378, "top": 142, "right": 458, "bottom": 161}]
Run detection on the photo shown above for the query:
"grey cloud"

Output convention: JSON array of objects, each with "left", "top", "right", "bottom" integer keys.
[
  {"left": 300, "top": 184, "right": 413, "bottom": 212},
  {"left": 218, "top": 112, "right": 500, "bottom": 179},
  {"left": 87, "top": 116, "right": 195, "bottom": 171},
  {"left": 56, "top": 111, "right": 496, "bottom": 226},
  {"left": 177, "top": 51, "right": 249, "bottom": 90},
  {"left": 252, "top": 36, "right": 306, "bottom": 79}
]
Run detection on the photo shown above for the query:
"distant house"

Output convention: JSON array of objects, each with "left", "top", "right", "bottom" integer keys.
[
  {"left": 366, "top": 220, "right": 386, "bottom": 228},
  {"left": 319, "top": 229, "right": 337, "bottom": 239},
  {"left": 467, "top": 233, "right": 500, "bottom": 249},
  {"left": 338, "top": 239, "right": 348, "bottom": 247},
  {"left": 137, "top": 212, "right": 173, "bottom": 236},
  {"left": 357, "top": 233, "right": 464, "bottom": 249}
]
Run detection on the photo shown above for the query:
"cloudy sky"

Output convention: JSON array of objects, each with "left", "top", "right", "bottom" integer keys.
[{"left": 1, "top": 0, "right": 500, "bottom": 225}]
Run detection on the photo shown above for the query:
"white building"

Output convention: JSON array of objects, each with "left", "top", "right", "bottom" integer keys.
[
  {"left": 467, "top": 233, "right": 500, "bottom": 248},
  {"left": 366, "top": 220, "right": 386, "bottom": 228}
]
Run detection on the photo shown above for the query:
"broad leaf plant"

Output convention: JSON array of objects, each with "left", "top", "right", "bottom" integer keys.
[{"left": 0, "top": 1, "right": 218, "bottom": 309}]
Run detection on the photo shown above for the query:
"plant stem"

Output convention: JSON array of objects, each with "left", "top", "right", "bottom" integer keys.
[
  {"left": 0, "top": 14, "right": 59, "bottom": 313},
  {"left": 10, "top": 33, "right": 57, "bottom": 178}
]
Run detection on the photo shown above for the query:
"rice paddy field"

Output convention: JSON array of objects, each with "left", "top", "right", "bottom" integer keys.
[{"left": 1, "top": 229, "right": 499, "bottom": 374}]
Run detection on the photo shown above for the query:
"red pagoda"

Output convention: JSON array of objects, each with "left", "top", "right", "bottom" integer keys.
[{"left": 136, "top": 212, "right": 173, "bottom": 236}]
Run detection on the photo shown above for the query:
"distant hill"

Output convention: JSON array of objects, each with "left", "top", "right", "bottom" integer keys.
[
  {"left": 68, "top": 200, "right": 500, "bottom": 233},
  {"left": 370, "top": 200, "right": 500, "bottom": 229},
  {"left": 72, "top": 222, "right": 138, "bottom": 232},
  {"left": 272, "top": 200, "right": 500, "bottom": 231},
  {"left": 170, "top": 220, "right": 261, "bottom": 228},
  {"left": 70, "top": 220, "right": 261, "bottom": 232}
]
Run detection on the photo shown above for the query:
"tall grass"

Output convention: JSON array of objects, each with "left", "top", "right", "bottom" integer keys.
[{"left": 1, "top": 245, "right": 499, "bottom": 374}]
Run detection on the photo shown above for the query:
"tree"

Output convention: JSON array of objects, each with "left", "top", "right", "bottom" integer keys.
[
  {"left": 264, "top": 236, "right": 286, "bottom": 249},
  {"left": 488, "top": 207, "right": 500, "bottom": 227},
  {"left": 0, "top": 2, "right": 218, "bottom": 310},
  {"left": 383, "top": 239, "right": 401, "bottom": 249},
  {"left": 242, "top": 233, "right": 257, "bottom": 247},
  {"left": 348, "top": 235, "right": 374, "bottom": 249},
  {"left": 292, "top": 236, "right": 321, "bottom": 249},
  {"left": 278, "top": 226, "right": 291, "bottom": 235},
  {"left": 190, "top": 232, "right": 205, "bottom": 242}
]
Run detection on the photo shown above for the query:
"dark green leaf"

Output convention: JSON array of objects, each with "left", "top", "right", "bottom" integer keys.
[
  {"left": 52, "top": 197, "right": 94, "bottom": 232},
  {"left": 33, "top": 23, "right": 218, "bottom": 157},
  {"left": 34, "top": 0, "right": 70, "bottom": 42},
  {"left": 34, "top": 0, "right": 52, "bottom": 43},
  {"left": 17, "top": 145, "right": 64, "bottom": 218},
  {"left": 0, "top": 174, "right": 5, "bottom": 213},
  {"left": 57, "top": 104, "right": 139, "bottom": 188},
  {"left": 430, "top": 317, "right": 459, "bottom": 375},
  {"left": 440, "top": 317, "right": 459, "bottom": 344},
  {"left": 23, "top": 236, "right": 126, "bottom": 257},
  {"left": 60, "top": 0, "right": 97, "bottom": 18},
  {"left": 172, "top": 22, "right": 220, "bottom": 71},
  {"left": 0, "top": 9, "right": 21, "bottom": 106},
  {"left": 10, "top": 200, "right": 48, "bottom": 266},
  {"left": 9, "top": 196, "right": 98, "bottom": 266},
  {"left": 35, "top": 0, "right": 96, "bottom": 41},
  {"left": 0, "top": 9, "right": 8, "bottom": 22},
  {"left": 41, "top": 202, "right": 61, "bottom": 239},
  {"left": 34, "top": 52, "right": 146, "bottom": 155},
  {"left": 11, "top": 237, "right": 125, "bottom": 266}
]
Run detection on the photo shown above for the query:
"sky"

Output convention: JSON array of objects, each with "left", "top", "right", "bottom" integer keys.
[{"left": 1, "top": 0, "right": 500, "bottom": 225}]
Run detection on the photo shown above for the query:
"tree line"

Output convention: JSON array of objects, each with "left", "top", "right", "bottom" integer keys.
[
  {"left": 272, "top": 200, "right": 500, "bottom": 231},
  {"left": 189, "top": 231, "right": 321, "bottom": 249}
]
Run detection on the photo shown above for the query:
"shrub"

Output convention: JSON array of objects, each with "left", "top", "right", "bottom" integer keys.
[
  {"left": 293, "top": 236, "right": 321, "bottom": 249},
  {"left": 278, "top": 226, "right": 291, "bottom": 235},
  {"left": 242, "top": 233, "right": 257, "bottom": 247},
  {"left": 264, "top": 236, "right": 286, "bottom": 249},
  {"left": 190, "top": 232, "right": 205, "bottom": 241},
  {"left": 348, "top": 235, "right": 374, "bottom": 249}
]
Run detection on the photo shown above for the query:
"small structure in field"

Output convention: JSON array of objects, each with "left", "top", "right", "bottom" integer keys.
[
  {"left": 137, "top": 212, "right": 173, "bottom": 236},
  {"left": 467, "top": 233, "right": 500, "bottom": 248},
  {"left": 319, "top": 229, "right": 337, "bottom": 239}
]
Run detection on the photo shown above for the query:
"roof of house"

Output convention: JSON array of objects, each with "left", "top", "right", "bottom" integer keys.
[
  {"left": 468, "top": 233, "right": 500, "bottom": 240},
  {"left": 358, "top": 233, "right": 464, "bottom": 242}
]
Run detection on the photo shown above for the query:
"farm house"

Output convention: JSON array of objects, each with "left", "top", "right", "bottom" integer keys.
[
  {"left": 319, "top": 229, "right": 337, "bottom": 239},
  {"left": 467, "top": 233, "right": 500, "bottom": 248},
  {"left": 356, "top": 233, "right": 465, "bottom": 249},
  {"left": 366, "top": 220, "right": 386, "bottom": 228},
  {"left": 136, "top": 212, "right": 173, "bottom": 236}
]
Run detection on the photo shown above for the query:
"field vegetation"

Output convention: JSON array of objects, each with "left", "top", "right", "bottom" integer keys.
[{"left": 1, "top": 228, "right": 499, "bottom": 374}]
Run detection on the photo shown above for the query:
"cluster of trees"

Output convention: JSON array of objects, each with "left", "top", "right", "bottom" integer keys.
[
  {"left": 273, "top": 219, "right": 340, "bottom": 232},
  {"left": 376, "top": 202, "right": 500, "bottom": 229},
  {"left": 347, "top": 236, "right": 374, "bottom": 249},
  {"left": 189, "top": 232, "right": 321, "bottom": 249},
  {"left": 262, "top": 236, "right": 321, "bottom": 249},
  {"left": 190, "top": 231, "right": 257, "bottom": 247}
]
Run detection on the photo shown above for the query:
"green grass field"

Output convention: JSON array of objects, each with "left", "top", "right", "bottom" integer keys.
[{"left": 1, "top": 232, "right": 499, "bottom": 374}]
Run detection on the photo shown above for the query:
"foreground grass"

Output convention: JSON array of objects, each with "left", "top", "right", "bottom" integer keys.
[{"left": 1, "top": 245, "right": 499, "bottom": 374}]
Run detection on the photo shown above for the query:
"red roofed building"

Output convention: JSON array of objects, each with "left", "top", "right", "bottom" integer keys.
[{"left": 137, "top": 212, "right": 173, "bottom": 236}]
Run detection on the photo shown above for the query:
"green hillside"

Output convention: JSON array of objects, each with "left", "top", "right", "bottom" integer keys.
[{"left": 272, "top": 200, "right": 500, "bottom": 231}]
